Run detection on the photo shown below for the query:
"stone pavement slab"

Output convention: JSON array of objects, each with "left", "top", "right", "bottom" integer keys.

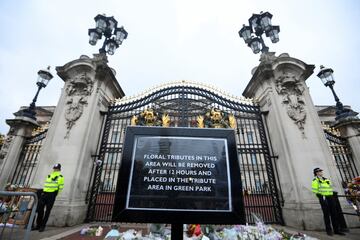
[
  {"left": 1, "top": 223, "right": 359, "bottom": 240},
  {"left": 0, "top": 225, "right": 82, "bottom": 240},
  {"left": 278, "top": 225, "right": 360, "bottom": 240}
]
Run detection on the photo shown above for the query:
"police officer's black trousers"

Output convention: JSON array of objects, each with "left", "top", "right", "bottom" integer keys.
[
  {"left": 36, "top": 192, "right": 57, "bottom": 229},
  {"left": 318, "top": 195, "right": 340, "bottom": 233}
]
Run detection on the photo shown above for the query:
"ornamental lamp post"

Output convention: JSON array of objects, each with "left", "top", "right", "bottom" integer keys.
[
  {"left": 88, "top": 14, "right": 128, "bottom": 55},
  {"left": 18, "top": 66, "right": 53, "bottom": 120},
  {"left": 239, "top": 11, "right": 280, "bottom": 54},
  {"left": 317, "top": 65, "right": 357, "bottom": 120}
]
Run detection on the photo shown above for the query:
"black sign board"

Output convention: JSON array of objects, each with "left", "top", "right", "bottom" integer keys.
[{"left": 113, "top": 126, "right": 245, "bottom": 224}]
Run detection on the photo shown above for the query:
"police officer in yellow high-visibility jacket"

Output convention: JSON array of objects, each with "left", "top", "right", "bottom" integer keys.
[
  {"left": 312, "top": 167, "right": 345, "bottom": 236},
  {"left": 34, "top": 163, "right": 64, "bottom": 232}
]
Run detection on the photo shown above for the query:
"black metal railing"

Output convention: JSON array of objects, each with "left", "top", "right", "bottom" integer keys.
[
  {"left": 11, "top": 130, "right": 47, "bottom": 187},
  {"left": 336, "top": 193, "right": 360, "bottom": 218},
  {"left": 324, "top": 130, "right": 358, "bottom": 184}
]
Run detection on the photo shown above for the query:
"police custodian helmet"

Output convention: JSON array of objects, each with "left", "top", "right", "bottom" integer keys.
[
  {"left": 53, "top": 163, "right": 61, "bottom": 170},
  {"left": 313, "top": 167, "right": 323, "bottom": 175}
]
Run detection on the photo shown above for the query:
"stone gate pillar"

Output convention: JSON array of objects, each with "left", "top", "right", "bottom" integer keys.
[
  {"left": 31, "top": 54, "right": 124, "bottom": 226},
  {"left": 0, "top": 116, "right": 38, "bottom": 189},
  {"left": 333, "top": 116, "right": 360, "bottom": 172},
  {"left": 243, "top": 53, "right": 344, "bottom": 229}
]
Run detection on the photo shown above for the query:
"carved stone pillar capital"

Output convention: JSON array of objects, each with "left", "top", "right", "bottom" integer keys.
[
  {"left": 56, "top": 55, "right": 99, "bottom": 138},
  {"left": 244, "top": 52, "right": 314, "bottom": 136},
  {"left": 275, "top": 72, "right": 307, "bottom": 135},
  {"left": 6, "top": 116, "right": 39, "bottom": 137},
  {"left": 55, "top": 54, "right": 124, "bottom": 138},
  {"left": 332, "top": 114, "right": 360, "bottom": 131}
]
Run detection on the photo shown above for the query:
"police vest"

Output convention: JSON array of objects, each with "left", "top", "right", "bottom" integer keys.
[
  {"left": 311, "top": 177, "right": 333, "bottom": 196},
  {"left": 43, "top": 171, "right": 64, "bottom": 193}
]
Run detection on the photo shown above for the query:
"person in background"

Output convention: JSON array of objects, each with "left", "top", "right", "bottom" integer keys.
[
  {"left": 311, "top": 167, "right": 345, "bottom": 236},
  {"left": 33, "top": 163, "right": 64, "bottom": 232}
]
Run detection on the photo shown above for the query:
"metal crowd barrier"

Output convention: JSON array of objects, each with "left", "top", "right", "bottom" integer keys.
[
  {"left": 336, "top": 193, "right": 360, "bottom": 217},
  {"left": 0, "top": 191, "right": 38, "bottom": 240}
]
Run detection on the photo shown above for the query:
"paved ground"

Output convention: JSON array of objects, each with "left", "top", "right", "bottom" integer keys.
[
  {"left": 277, "top": 225, "right": 360, "bottom": 240},
  {"left": 0, "top": 224, "right": 359, "bottom": 239}
]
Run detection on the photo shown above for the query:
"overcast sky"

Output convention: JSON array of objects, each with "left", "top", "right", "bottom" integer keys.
[{"left": 0, "top": 0, "right": 359, "bottom": 134}]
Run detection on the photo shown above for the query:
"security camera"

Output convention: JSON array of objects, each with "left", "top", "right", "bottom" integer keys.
[{"left": 95, "top": 159, "right": 103, "bottom": 166}]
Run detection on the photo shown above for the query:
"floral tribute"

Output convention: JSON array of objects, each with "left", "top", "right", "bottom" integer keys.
[{"left": 78, "top": 215, "right": 318, "bottom": 240}]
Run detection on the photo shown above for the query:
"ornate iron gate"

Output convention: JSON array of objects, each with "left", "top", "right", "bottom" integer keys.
[
  {"left": 324, "top": 129, "right": 358, "bottom": 183},
  {"left": 86, "top": 81, "right": 283, "bottom": 224},
  {"left": 11, "top": 130, "right": 47, "bottom": 187}
]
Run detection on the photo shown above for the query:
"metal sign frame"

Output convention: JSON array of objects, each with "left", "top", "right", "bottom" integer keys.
[{"left": 112, "top": 126, "right": 246, "bottom": 224}]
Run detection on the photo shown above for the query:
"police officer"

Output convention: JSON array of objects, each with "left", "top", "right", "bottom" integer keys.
[
  {"left": 33, "top": 163, "right": 64, "bottom": 232},
  {"left": 311, "top": 167, "right": 345, "bottom": 236}
]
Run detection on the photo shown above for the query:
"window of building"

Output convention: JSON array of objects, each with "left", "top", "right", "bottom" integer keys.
[
  {"left": 251, "top": 154, "right": 257, "bottom": 165},
  {"left": 102, "top": 178, "right": 113, "bottom": 191},
  {"left": 19, "top": 173, "right": 27, "bottom": 186},
  {"left": 254, "top": 172, "right": 261, "bottom": 192},
  {"left": 111, "top": 131, "right": 121, "bottom": 143},
  {"left": 105, "top": 153, "right": 116, "bottom": 165},
  {"left": 247, "top": 131, "right": 254, "bottom": 144},
  {"left": 255, "top": 179, "right": 261, "bottom": 192}
]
